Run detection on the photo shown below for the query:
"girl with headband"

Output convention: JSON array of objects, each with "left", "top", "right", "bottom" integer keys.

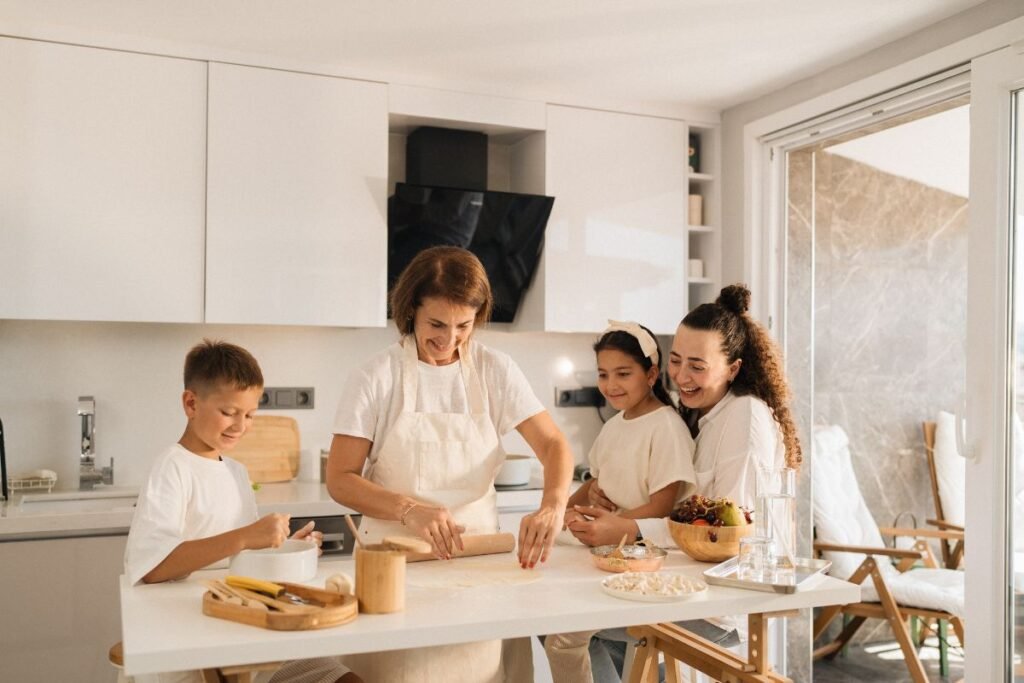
[{"left": 544, "top": 320, "right": 696, "bottom": 682}]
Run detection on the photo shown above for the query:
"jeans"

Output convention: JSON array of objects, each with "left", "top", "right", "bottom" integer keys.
[{"left": 589, "top": 621, "right": 740, "bottom": 683}]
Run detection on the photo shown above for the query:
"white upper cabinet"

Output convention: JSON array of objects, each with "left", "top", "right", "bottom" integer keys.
[
  {"left": 206, "top": 63, "right": 388, "bottom": 327},
  {"left": 0, "top": 38, "right": 207, "bottom": 322},
  {"left": 517, "top": 105, "right": 687, "bottom": 334}
]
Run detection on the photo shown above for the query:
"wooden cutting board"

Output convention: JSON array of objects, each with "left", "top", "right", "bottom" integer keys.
[{"left": 231, "top": 415, "right": 300, "bottom": 483}]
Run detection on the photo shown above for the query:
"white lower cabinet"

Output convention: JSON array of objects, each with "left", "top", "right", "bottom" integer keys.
[
  {"left": 0, "top": 38, "right": 207, "bottom": 323},
  {"left": 517, "top": 105, "right": 688, "bottom": 334},
  {"left": 0, "top": 534, "right": 127, "bottom": 682},
  {"left": 206, "top": 63, "right": 389, "bottom": 327}
]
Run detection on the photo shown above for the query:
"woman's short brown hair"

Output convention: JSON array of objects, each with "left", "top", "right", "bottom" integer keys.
[{"left": 390, "top": 246, "right": 493, "bottom": 335}]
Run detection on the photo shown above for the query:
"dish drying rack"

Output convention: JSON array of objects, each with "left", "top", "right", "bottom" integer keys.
[{"left": 8, "top": 474, "right": 57, "bottom": 493}]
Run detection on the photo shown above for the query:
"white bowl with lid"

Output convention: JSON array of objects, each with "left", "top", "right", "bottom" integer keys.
[
  {"left": 229, "top": 539, "right": 318, "bottom": 582},
  {"left": 495, "top": 454, "right": 533, "bottom": 487}
]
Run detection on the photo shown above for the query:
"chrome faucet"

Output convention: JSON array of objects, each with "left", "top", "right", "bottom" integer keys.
[{"left": 78, "top": 396, "right": 113, "bottom": 490}]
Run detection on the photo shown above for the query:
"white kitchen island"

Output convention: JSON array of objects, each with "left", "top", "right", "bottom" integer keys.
[{"left": 120, "top": 545, "right": 859, "bottom": 681}]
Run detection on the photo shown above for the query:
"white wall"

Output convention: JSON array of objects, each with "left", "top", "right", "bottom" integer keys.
[
  {"left": 0, "top": 320, "right": 604, "bottom": 491},
  {"left": 718, "top": 0, "right": 1024, "bottom": 291}
]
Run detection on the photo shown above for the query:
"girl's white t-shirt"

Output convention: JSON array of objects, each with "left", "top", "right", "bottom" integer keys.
[
  {"left": 124, "top": 443, "right": 257, "bottom": 585},
  {"left": 588, "top": 405, "right": 696, "bottom": 511},
  {"left": 332, "top": 340, "right": 545, "bottom": 464}
]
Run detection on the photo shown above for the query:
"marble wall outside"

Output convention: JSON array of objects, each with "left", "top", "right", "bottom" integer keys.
[{"left": 788, "top": 147, "right": 968, "bottom": 660}]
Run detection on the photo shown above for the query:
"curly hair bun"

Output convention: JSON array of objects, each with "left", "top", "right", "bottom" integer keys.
[{"left": 717, "top": 284, "right": 751, "bottom": 315}]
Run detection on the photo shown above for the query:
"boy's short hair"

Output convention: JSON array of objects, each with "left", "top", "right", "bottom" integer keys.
[{"left": 183, "top": 339, "right": 264, "bottom": 395}]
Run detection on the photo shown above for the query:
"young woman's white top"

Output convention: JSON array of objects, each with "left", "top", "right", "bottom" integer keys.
[
  {"left": 332, "top": 340, "right": 544, "bottom": 464},
  {"left": 588, "top": 405, "right": 696, "bottom": 510},
  {"left": 636, "top": 391, "right": 785, "bottom": 546},
  {"left": 124, "top": 443, "right": 257, "bottom": 585}
]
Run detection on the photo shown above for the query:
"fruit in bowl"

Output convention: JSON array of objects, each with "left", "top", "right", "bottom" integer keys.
[{"left": 668, "top": 495, "right": 753, "bottom": 562}]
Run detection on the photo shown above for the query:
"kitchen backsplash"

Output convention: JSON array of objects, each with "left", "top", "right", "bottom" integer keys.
[{"left": 0, "top": 320, "right": 606, "bottom": 490}]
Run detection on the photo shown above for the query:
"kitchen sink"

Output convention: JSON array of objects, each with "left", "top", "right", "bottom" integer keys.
[{"left": 17, "top": 488, "right": 139, "bottom": 514}]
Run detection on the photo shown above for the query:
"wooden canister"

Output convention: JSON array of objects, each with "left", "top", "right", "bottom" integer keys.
[
  {"left": 688, "top": 194, "right": 704, "bottom": 226},
  {"left": 355, "top": 544, "right": 406, "bottom": 614}
]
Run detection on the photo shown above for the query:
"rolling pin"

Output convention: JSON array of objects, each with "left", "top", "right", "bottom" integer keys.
[{"left": 388, "top": 532, "right": 516, "bottom": 563}]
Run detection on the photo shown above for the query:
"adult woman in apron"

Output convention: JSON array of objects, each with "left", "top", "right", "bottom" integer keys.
[{"left": 326, "top": 246, "right": 573, "bottom": 682}]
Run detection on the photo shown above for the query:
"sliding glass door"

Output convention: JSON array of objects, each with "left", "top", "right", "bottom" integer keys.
[{"left": 966, "top": 44, "right": 1024, "bottom": 682}]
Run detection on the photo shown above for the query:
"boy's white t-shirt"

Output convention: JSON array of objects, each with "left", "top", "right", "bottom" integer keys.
[
  {"left": 332, "top": 340, "right": 545, "bottom": 462},
  {"left": 124, "top": 443, "right": 257, "bottom": 586},
  {"left": 588, "top": 405, "right": 696, "bottom": 511}
]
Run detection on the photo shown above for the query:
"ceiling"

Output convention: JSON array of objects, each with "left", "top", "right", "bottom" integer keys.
[{"left": 0, "top": 0, "right": 991, "bottom": 112}]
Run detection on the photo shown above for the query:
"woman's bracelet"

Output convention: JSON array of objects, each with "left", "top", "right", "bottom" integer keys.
[{"left": 399, "top": 501, "right": 420, "bottom": 526}]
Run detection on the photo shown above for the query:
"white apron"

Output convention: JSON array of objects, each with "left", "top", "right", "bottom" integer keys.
[{"left": 343, "top": 337, "right": 511, "bottom": 683}]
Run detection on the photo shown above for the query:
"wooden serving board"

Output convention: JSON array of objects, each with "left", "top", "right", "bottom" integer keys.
[
  {"left": 230, "top": 416, "right": 300, "bottom": 483},
  {"left": 202, "top": 582, "right": 357, "bottom": 631}
]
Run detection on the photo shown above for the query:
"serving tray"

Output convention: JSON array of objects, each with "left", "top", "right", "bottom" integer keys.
[
  {"left": 202, "top": 581, "right": 357, "bottom": 630},
  {"left": 702, "top": 557, "right": 832, "bottom": 594}
]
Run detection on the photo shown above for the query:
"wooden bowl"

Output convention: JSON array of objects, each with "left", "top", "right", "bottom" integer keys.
[
  {"left": 590, "top": 544, "right": 667, "bottom": 573},
  {"left": 667, "top": 520, "right": 753, "bottom": 562}
]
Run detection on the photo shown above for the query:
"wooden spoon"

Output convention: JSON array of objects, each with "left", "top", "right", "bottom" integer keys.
[
  {"left": 344, "top": 514, "right": 363, "bottom": 550},
  {"left": 609, "top": 533, "right": 629, "bottom": 559}
]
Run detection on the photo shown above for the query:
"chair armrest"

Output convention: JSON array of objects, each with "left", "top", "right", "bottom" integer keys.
[
  {"left": 925, "top": 519, "right": 965, "bottom": 532},
  {"left": 878, "top": 526, "right": 965, "bottom": 541},
  {"left": 813, "top": 541, "right": 925, "bottom": 560}
]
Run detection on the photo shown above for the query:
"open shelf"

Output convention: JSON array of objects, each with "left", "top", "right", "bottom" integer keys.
[{"left": 686, "top": 124, "right": 719, "bottom": 308}]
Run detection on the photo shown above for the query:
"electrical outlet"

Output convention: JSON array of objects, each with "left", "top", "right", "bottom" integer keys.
[
  {"left": 554, "top": 386, "right": 604, "bottom": 407},
  {"left": 260, "top": 387, "right": 315, "bottom": 410}
]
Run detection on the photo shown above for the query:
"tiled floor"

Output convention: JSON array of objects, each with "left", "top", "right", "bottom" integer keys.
[{"left": 813, "top": 636, "right": 964, "bottom": 682}]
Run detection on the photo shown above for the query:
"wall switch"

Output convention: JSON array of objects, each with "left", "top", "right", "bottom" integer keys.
[
  {"left": 554, "top": 386, "right": 605, "bottom": 408},
  {"left": 260, "top": 387, "right": 315, "bottom": 410}
]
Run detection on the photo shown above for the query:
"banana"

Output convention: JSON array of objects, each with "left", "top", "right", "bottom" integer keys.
[{"left": 225, "top": 575, "right": 285, "bottom": 598}]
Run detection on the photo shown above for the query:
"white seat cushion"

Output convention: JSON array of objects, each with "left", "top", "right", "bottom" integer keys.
[
  {"left": 933, "top": 411, "right": 965, "bottom": 527},
  {"left": 812, "top": 425, "right": 900, "bottom": 585},
  {"left": 860, "top": 567, "right": 964, "bottom": 618}
]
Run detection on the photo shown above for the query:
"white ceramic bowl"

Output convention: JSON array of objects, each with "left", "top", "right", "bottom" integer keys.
[
  {"left": 495, "top": 454, "right": 533, "bottom": 486},
  {"left": 229, "top": 539, "right": 318, "bottom": 582}
]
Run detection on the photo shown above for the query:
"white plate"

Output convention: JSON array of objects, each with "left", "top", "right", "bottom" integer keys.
[{"left": 600, "top": 572, "right": 708, "bottom": 602}]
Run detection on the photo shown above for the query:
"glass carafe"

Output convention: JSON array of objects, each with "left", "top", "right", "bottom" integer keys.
[{"left": 755, "top": 466, "right": 797, "bottom": 580}]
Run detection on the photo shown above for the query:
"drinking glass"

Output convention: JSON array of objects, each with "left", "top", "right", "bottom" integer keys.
[{"left": 737, "top": 536, "right": 774, "bottom": 582}]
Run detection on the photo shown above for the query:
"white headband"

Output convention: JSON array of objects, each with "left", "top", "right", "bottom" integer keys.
[{"left": 602, "top": 319, "right": 660, "bottom": 366}]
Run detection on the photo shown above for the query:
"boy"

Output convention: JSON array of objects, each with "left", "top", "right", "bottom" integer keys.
[{"left": 125, "top": 339, "right": 360, "bottom": 683}]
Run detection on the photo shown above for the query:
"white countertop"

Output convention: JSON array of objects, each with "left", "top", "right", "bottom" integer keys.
[
  {"left": 0, "top": 481, "right": 550, "bottom": 540},
  {"left": 120, "top": 545, "right": 860, "bottom": 676}
]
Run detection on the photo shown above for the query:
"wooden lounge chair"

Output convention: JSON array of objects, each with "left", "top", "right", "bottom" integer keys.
[{"left": 812, "top": 425, "right": 965, "bottom": 683}]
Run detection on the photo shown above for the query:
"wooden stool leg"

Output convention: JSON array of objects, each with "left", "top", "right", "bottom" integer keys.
[
  {"left": 627, "top": 637, "right": 660, "bottom": 683},
  {"left": 664, "top": 653, "right": 681, "bottom": 683}
]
